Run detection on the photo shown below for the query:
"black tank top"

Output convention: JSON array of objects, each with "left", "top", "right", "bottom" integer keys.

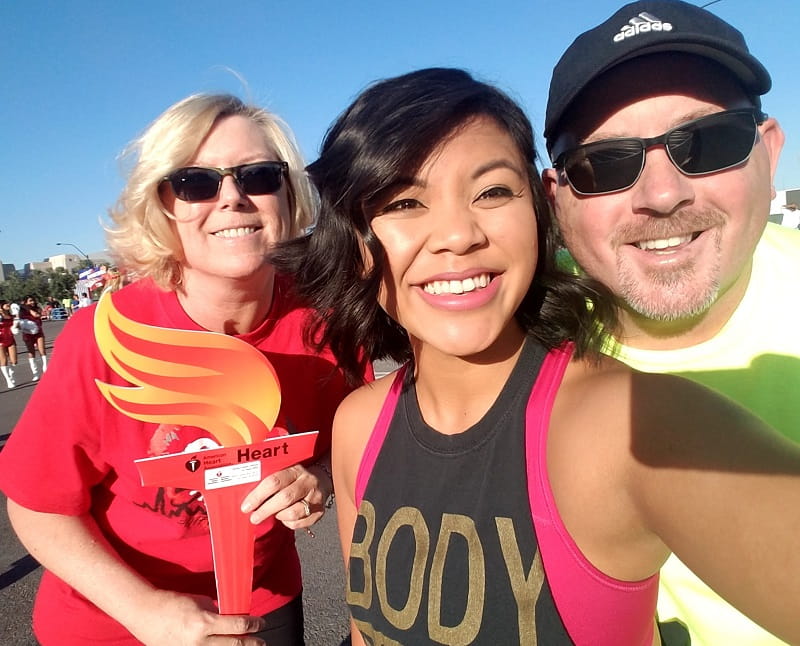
[{"left": 347, "top": 338, "right": 574, "bottom": 644}]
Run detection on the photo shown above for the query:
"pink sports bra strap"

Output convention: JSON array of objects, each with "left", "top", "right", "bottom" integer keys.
[
  {"left": 355, "top": 366, "right": 407, "bottom": 506},
  {"left": 526, "top": 343, "right": 658, "bottom": 645}
]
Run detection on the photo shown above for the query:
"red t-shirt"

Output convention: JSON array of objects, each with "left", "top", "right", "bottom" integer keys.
[{"left": 0, "top": 277, "right": 370, "bottom": 645}]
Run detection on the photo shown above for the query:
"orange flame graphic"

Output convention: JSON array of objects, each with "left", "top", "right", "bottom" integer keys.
[{"left": 94, "top": 291, "right": 281, "bottom": 446}]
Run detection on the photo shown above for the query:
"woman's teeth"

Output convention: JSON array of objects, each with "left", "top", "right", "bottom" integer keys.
[
  {"left": 423, "top": 273, "right": 490, "bottom": 295},
  {"left": 213, "top": 227, "right": 257, "bottom": 238}
]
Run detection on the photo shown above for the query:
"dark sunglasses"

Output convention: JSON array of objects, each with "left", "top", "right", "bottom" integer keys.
[
  {"left": 553, "top": 109, "right": 766, "bottom": 196},
  {"left": 162, "top": 161, "right": 289, "bottom": 202}
]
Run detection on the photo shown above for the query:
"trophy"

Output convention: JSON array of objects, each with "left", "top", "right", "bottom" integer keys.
[{"left": 93, "top": 292, "right": 317, "bottom": 614}]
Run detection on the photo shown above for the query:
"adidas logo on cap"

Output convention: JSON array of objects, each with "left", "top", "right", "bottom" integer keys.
[{"left": 613, "top": 12, "right": 673, "bottom": 42}]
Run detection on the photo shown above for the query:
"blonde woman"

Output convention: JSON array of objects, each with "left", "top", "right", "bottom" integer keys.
[{"left": 0, "top": 94, "right": 370, "bottom": 646}]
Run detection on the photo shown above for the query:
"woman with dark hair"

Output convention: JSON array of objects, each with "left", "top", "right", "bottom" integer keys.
[
  {"left": 19, "top": 295, "right": 47, "bottom": 381},
  {"left": 278, "top": 67, "right": 612, "bottom": 386},
  {"left": 273, "top": 68, "right": 800, "bottom": 644},
  {"left": 0, "top": 299, "right": 19, "bottom": 388}
]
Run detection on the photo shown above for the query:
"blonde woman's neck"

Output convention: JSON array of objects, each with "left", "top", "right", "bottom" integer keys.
[{"left": 176, "top": 267, "right": 276, "bottom": 335}]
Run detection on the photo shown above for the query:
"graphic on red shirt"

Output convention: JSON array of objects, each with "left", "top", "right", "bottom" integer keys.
[
  {"left": 131, "top": 425, "right": 218, "bottom": 529},
  {"left": 93, "top": 291, "right": 283, "bottom": 445}
]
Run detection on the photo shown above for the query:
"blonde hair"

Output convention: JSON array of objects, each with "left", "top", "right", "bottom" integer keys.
[{"left": 106, "top": 94, "right": 316, "bottom": 289}]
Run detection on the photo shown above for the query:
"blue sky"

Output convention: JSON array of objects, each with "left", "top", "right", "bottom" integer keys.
[{"left": 2, "top": 0, "right": 798, "bottom": 270}]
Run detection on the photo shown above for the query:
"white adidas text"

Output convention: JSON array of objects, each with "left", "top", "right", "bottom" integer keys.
[{"left": 614, "top": 12, "right": 673, "bottom": 43}]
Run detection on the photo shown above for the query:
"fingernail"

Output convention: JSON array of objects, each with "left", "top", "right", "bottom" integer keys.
[{"left": 240, "top": 501, "right": 252, "bottom": 513}]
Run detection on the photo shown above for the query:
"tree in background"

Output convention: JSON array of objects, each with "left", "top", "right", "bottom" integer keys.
[
  {"left": 50, "top": 268, "right": 78, "bottom": 300},
  {"left": 0, "top": 268, "right": 77, "bottom": 305}
]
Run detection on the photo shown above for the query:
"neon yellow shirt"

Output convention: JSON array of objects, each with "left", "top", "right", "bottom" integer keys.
[{"left": 611, "top": 223, "right": 800, "bottom": 646}]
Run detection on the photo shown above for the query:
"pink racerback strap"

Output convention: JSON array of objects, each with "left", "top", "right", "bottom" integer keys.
[
  {"left": 355, "top": 366, "right": 407, "bottom": 506},
  {"left": 527, "top": 343, "right": 658, "bottom": 645}
]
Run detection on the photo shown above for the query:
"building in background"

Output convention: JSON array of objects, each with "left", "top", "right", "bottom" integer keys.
[
  {"left": 45, "top": 253, "right": 89, "bottom": 272},
  {"left": 25, "top": 261, "right": 52, "bottom": 273},
  {"left": 0, "top": 251, "right": 112, "bottom": 282}
]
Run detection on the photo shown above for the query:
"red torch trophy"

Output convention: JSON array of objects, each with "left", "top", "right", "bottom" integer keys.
[{"left": 93, "top": 292, "right": 318, "bottom": 614}]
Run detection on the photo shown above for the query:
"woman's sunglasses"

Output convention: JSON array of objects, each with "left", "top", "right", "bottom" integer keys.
[
  {"left": 553, "top": 109, "right": 766, "bottom": 196},
  {"left": 162, "top": 161, "right": 289, "bottom": 202}
]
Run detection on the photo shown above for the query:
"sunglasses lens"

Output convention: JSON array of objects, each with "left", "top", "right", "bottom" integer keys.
[
  {"left": 165, "top": 162, "right": 286, "bottom": 201},
  {"left": 237, "top": 162, "right": 286, "bottom": 195},
  {"left": 169, "top": 168, "right": 220, "bottom": 201},
  {"left": 561, "top": 110, "right": 758, "bottom": 195},
  {"left": 564, "top": 139, "right": 644, "bottom": 194},
  {"left": 667, "top": 112, "right": 757, "bottom": 175}
]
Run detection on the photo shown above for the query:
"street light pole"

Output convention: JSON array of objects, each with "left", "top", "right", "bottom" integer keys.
[{"left": 56, "top": 242, "right": 91, "bottom": 260}]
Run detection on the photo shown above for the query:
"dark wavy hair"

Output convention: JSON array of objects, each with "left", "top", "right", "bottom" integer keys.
[{"left": 271, "top": 67, "right": 617, "bottom": 385}]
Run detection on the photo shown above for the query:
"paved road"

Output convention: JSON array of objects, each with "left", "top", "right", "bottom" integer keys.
[{"left": 0, "top": 318, "right": 389, "bottom": 645}]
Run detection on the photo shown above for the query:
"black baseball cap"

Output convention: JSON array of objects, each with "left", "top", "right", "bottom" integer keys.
[{"left": 544, "top": 0, "right": 771, "bottom": 149}]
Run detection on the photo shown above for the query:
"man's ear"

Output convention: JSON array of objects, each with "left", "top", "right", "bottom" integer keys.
[
  {"left": 542, "top": 168, "right": 559, "bottom": 207},
  {"left": 759, "top": 117, "right": 785, "bottom": 200}
]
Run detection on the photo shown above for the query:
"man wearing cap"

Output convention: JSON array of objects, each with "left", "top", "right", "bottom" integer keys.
[{"left": 543, "top": 1, "right": 800, "bottom": 645}]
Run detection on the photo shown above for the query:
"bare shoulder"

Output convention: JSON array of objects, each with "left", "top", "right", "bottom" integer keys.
[
  {"left": 553, "top": 354, "right": 638, "bottom": 436},
  {"left": 332, "top": 369, "right": 403, "bottom": 564},
  {"left": 333, "top": 371, "right": 398, "bottom": 445},
  {"left": 554, "top": 351, "right": 800, "bottom": 512},
  {"left": 550, "top": 355, "right": 637, "bottom": 470},
  {"left": 554, "top": 354, "right": 777, "bottom": 460},
  {"left": 546, "top": 355, "right": 786, "bottom": 580},
  {"left": 550, "top": 353, "right": 800, "bottom": 618},
  {"left": 332, "top": 369, "right": 402, "bottom": 494}
]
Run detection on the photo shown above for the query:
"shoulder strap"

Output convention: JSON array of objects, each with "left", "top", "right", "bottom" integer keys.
[
  {"left": 526, "top": 343, "right": 659, "bottom": 646},
  {"left": 354, "top": 365, "right": 408, "bottom": 505}
]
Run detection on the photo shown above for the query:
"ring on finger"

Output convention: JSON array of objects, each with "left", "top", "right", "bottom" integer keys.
[{"left": 301, "top": 499, "right": 311, "bottom": 518}]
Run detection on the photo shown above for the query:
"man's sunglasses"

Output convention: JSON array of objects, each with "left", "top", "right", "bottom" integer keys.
[
  {"left": 162, "top": 161, "right": 289, "bottom": 202},
  {"left": 553, "top": 109, "right": 766, "bottom": 196}
]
